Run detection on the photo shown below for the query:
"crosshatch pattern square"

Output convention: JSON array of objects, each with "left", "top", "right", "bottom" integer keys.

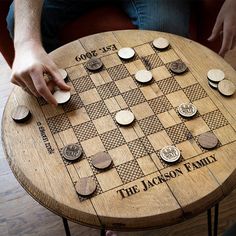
[
  {"left": 183, "top": 83, "right": 208, "bottom": 101},
  {"left": 127, "top": 139, "right": 148, "bottom": 159},
  {"left": 107, "top": 64, "right": 130, "bottom": 81},
  {"left": 37, "top": 97, "right": 48, "bottom": 106},
  {"left": 149, "top": 96, "right": 173, "bottom": 114},
  {"left": 122, "top": 88, "right": 146, "bottom": 107},
  {"left": 138, "top": 115, "right": 164, "bottom": 136},
  {"left": 141, "top": 53, "right": 163, "bottom": 70},
  {"left": 202, "top": 110, "right": 229, "bottom": 130},
  {"left": 157, "top": 77, "right": 181, "bottom": 94},
  {"left": 62, "top": 94, "right": 83, "bottom": 113},
  {"left": 140, "top": 136, "right": 155, "bottom": 154},
  {"left": 116, "top": 160, "right": 144, "bottom": 184},
  {"left": 97, "top": 82, "right": 120, "bottom": 99},
  {"left": 72, "top": 75, "right": 95, "bottom": 93},
  {"left": 100, "top": 129, "right": 126, "bottom": 150},
  {"left": 73, "top": 121, "right": 98, "bottom": 141},
  {"left": 166, "top": 123, "right": 191, "bottom": 144},
  {"left": 85, "top": 101, "right": 110, "bottom": 120},
  {"left": 47, "top": 114, "right": 71, "bottom": 134}
]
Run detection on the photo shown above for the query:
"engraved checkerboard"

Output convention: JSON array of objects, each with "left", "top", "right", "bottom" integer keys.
[{"left": 3, "top": 30, "right": 236, "bottom": 230}]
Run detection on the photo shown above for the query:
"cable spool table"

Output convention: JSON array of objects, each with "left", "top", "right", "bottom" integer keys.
[{"left": 2, "top": 30, "right": 236, "bottom": 235}]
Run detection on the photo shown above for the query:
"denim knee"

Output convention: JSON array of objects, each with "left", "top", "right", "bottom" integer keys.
[{"left": 6, "top": 3, "right": 14, "bottom": 39}]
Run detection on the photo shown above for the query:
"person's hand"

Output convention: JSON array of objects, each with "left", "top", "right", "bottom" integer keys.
[
  {"left": 11, "top": 42, "right": 70, "bottom": 106},
  {"left": 208, "top": 0, "right": 236, "bottom": 57}
]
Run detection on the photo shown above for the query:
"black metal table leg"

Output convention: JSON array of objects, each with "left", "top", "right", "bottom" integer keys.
[
  {"left": 208, "top": 208, "right": 212, "bottom": 236},
  {"left": 207, "top": 203, "right": 220, "bottom": 236},
  {"left": 214, "top": 203, "right": 219, "bottom": 236},
  {"left": 101, "top": 227, "right": 106, "bottom": 236},
  {"left": 62, "top": 217, "right": 71, "bottom": 236}
]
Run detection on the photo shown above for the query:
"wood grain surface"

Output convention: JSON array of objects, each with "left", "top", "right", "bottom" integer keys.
[{"left": 2, "top": 30, "right": 236, "bottom": 231}]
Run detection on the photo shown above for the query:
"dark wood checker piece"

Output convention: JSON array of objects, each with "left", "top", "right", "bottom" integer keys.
[{"left": 2, "top": 30, "right": 236, "bottom": 231}]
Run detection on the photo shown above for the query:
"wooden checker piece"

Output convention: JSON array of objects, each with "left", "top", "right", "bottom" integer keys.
[
  {"left": 58, "top": 68, "right": 68, "bottom": 80},
  {"left": 207, "top": 69, "right": 225, "bottom": 83},
  {"left": 135, "top": 69, "right": 153, "bottom": 83},
  {"left": 53, "top": 90, "right": 71, "bottom": 104},
  {"left": 62, "top": 144, "right": 83, "bottom": 161},
  {"left": 91, "top": 152, "right": 112, "bottom": 170},
  {"left": 198, "top": 132, "right": 219, "bottom": 149},
  {"left": 118, "top": 47, "right": 135, "bottom": 60},
  {"left": 153, "top": 37, "right": 170, "bottom": 50},
  {"left": 75, "top": 177, "right": 97, "bottom": 197},
  {"left": 218, "top": 79, "right": 236, "bottom": 96},
  {"left": 4, "top": 30, "right": 236, "bottom": 231},
  {"left": 170, "top": 60, "right": 187, "bottom": 74},
  {"left": 160, "top": 146, "right": 180, "bottom": 163},
  {"left": 115, "top": 110, "right": 135, "bottom": 126},
  {"left": 208, "top": 80, "right": 218, "bottom": 90},
  {"left": 178, "top": 103, "right": 197, "bottom": 118},
  {"left": 11, "top": 105, "right": 31, "bottom": 123},
  {"left": 85, "top": 57, "right": 103, "bottom": 71}
]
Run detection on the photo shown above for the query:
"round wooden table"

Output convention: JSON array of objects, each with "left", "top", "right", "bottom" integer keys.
[{"left": 2, "top": 30, "right": 236, "bottom": 232}]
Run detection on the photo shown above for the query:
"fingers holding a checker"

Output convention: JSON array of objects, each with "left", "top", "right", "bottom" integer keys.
[{"left": 10, "top": 48, "right": 71, "bottom": 106}]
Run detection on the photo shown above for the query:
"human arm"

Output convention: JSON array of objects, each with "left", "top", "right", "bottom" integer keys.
[
  {"left": 11, "top": 0, "right": 70, "bottom": 105},
  {"left": 208, "top": 0, "right": 236, "bottom": 57}
]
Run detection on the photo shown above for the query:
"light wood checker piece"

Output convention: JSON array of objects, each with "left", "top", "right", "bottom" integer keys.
[{"left": 2, "top": 30, "right": 236, "bottom": 231}]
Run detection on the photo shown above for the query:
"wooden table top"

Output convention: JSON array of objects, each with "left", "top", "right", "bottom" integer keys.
[{"left": 2, "top": 30, "right": 236, "bottom": 231}]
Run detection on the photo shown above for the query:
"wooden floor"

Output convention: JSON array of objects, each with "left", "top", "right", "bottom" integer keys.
[{"left": 1, "top": 50, "right": 236, "bottom": 236}]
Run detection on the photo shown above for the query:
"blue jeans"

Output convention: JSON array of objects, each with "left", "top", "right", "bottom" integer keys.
[{"left": 7, "top": 0, "right": 192, "bottom": 52}]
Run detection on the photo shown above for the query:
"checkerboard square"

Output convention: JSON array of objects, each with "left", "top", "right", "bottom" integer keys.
[
  {"left": 140, "top": 84, "right": 163, "bottom": 100},
  {"left": 100, "top": 129, "right": 126, "bottom": 150},
  {"left": 147, "top": 130, "right": 173, "bottom": 151},
  {"left": 131, "top": 102, "right": 154, "bottom": 120},
  {"left": 97, "top": 81, "right": 120, "bottom": 99},
  {"left": 67, "top": 107, "right": 90, "bottom": 126},
  {"left": 72, "top": 75, "right": 95, "bottom": 93},
  {"left": 93, "top": 115, "right": 117, "bottom": 134},
  {"left": 47, "top": 114, "right": 71, "bottom": 134},
  {"left": 104, "top": 97, "right": 120, "bottom": 113},
  {"left": 116, "top": 160, "right": 144, "bottom": 184},
  {"left": 124, "top": 60, "right": 146, "bottom": 75},
  {"left": 58, "top": 128, "right": 78, "bottom": 146},
  {"left": 122, "top": 88, "right": 146, "bottom": 107},
  {"left": 101, "top": 53, "right": 122, "bottom": 68},
  {"left": 175, "top": 72, "right": 197, "bottom": 88},
  {"left": 152, "top": 66, "right": 172, "bottom": 81},
  {"left": 85, "top": 100, "right": 110, "bottom": 120},
  {"left": 185, "top": 117, "right": 210, "bottom": 136},
  {"left": 107, "top": 64, "right": 130, "bottom": 81},
  {"left": 137, "top": 155, "right": 158, "bottom": 175},
  {"left": 108, "top": 144, "right": 134, "bottom": 166},
  {"left": 41, "top": 104, "right": 64, "bottom": 118},
  {"left": 157, "top": 109, "right": 182, "bottom": 128},
  {"left": 166, "top": 123, "right": 191, "bottom": 144},
  {"left": 183, "top": 83, "right": 207, "bottom": 102},
  {"left": 97, "top": 169, "right": 123, "bottom": 191},
  {"left": 148, "top": 96, "right": 173, "bottom": 114},
  {"left": 127, "top": 139, "right": 147, "bottom": 159},
  {"left": 193, "top": 97, "right": 217, "bottom": 115},
  {"left": 62, "top": 94, "right": 83, "bottom": 113},
  {"left": 157, "top": 77, "right": 181, "bottom": 95},
  {"left": 202, "top": 110, "right": 228, "bottom": 130},
  {"left": 81, "top": 136, "right": 105, "bottom": 157},
  {"left": 134, "top": 44, "right": 155, "bottom": 57},
  {"left": 138, "top": 115, "right": 164, "bottom": 136},
  {"left": 141, "top": 53, "right": 163, "bottom": 70},
  {"left": 66, "top": 64, "right": 87, "bottom": 80},
  {"left": 115, "top": 77, "right": 137, "bottom": 93},
  {"left": 158, "top": 49, "right": 179, "bottom": 64},
  {"left": 73, "top": 121, "right": 98, "bottom": 141},
  {"left": 79, "top": 88, "right": 101, "bottom": 106},
  {"left": 166, "top": 90, "right": 190, "bottom": 107}
]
